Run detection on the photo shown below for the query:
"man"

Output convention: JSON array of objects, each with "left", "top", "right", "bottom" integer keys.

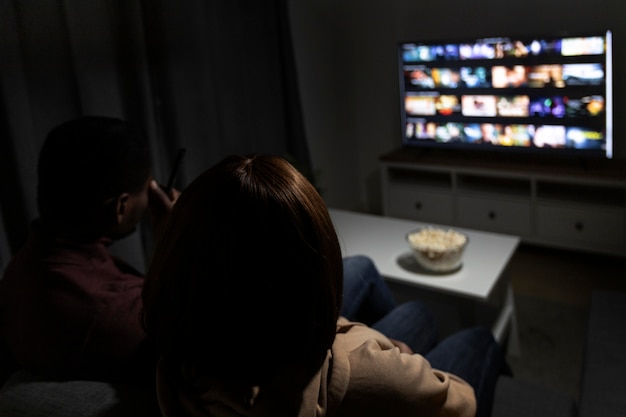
[{"left": 0, "top": 116, "right": 177, "bottom": 385}]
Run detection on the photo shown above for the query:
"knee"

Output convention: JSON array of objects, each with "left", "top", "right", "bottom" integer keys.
[
  {"left": 395, "top": 300, "right": 437, "bottom": 329},
  {"left": 344, "top": 254, "right": 374, "bottom": 269},
  {"left": 472, "top": 326, "right": 496, "bottom": 341},
  {"left": 461, "top": 326, "right": 499, "bottom": 351},
  {"left": 343, "top": 255, "right": 378, "bottom": 278},
  {"left": 398, "top": 300, "right": 434, "bottom": 318}
]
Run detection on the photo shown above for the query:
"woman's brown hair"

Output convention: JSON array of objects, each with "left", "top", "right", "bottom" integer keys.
[{"left": 142, "top": 154, "right": 343, "bottom": 386}]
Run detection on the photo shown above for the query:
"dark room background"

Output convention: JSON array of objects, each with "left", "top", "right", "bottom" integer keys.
[
  {"left": 2, "top": 0, "right": 626, "bottom": 273},
  {"left": 0, "top": 0, "right": 310, "bottom": 272}
]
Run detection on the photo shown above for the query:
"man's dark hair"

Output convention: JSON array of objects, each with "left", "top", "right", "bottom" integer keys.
[{"left": 37, "top": 116, "right": 151, "bottom": 226}]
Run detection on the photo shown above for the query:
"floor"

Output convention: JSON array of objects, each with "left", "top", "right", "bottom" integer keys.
[
  {"left": 505, "top": 243, "right": 626, "bottom": 399},
  {"left": 509, "top": 243, "right": 626, "bottom": 309}
]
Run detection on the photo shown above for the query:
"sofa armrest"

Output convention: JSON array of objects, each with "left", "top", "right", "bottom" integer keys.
[
  {"left": 492, "top": 375, "right": 577, "bottom": 417},
  {"left": 0, "top": 369, "right": 157, "bottom": 417}
]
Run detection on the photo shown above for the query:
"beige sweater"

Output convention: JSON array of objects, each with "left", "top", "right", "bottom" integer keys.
[{"left": 157, "top": 317, "right": 477, "bottom": 417}]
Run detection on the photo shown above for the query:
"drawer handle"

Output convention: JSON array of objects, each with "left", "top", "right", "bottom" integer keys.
[
  {"left": 575, "top": 221, "right": 584, "bottom": 231},
  {"left": 415, "top": 202, "right": 423, "bottom": 210},
  {"left": 488, "top": 211, "right": 496, "bottom": 220}
]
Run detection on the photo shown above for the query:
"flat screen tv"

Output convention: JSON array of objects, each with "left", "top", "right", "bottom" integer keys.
[{"left": 398, "top": 30, "right": 613, "bottom": 159}]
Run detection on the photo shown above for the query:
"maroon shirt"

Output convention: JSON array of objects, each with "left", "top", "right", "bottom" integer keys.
[{"left": 0, "top": 222, "right": 153, "bottom": 383}]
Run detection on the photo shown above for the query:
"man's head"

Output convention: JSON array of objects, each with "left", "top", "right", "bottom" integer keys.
[{"left": 37, "top": 116, "right": 152, "bottom": 239}]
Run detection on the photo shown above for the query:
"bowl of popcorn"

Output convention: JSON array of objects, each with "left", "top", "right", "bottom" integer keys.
[{"left": 405, "top": 227, "right": 468, "bottom": 273}]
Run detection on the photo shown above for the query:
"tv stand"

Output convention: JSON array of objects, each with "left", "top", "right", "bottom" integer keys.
[{"left": 380, "top": 148, "right": 626, "bottom": 257}]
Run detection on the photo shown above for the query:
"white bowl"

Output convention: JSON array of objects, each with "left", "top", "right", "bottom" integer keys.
[{"left": 406, "top": 227, "right": 469, "bottom": 272}]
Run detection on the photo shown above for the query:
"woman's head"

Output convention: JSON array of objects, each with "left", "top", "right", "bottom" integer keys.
[{"left": 142, "top": 154, "right": 343, "bottom": 385}]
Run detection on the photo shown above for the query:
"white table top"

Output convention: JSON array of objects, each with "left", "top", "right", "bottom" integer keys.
[{"left": 329, "top": 208, "right": 520, "bottom": 301}]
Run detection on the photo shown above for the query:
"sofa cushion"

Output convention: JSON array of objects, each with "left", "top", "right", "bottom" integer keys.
[{"left": 0, "top": 369, "right": 157, "bottom": 417}]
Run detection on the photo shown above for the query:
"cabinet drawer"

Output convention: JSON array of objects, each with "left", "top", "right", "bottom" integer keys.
[
  {"left": 386, "top": 185, "right": 454, "bottom": 224},
  {"left": 456, "top": 196, "right": 531, "bottom": 235},
  {"left": 536, "top": 204, "right": 625, "bottom": 248}
]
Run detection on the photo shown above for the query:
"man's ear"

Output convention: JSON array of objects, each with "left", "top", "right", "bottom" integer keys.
[{"left": 115, "top": 193, "right": 130, "bottom": 225}]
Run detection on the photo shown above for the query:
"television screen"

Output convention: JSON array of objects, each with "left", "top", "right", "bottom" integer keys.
[{"left": 398, "top": 30, "right": 613, "bottom": 158}]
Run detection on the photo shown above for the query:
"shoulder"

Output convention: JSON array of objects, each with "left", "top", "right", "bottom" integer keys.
[{"left": 0, "top": 235, "right": 143, "bottom": 307}]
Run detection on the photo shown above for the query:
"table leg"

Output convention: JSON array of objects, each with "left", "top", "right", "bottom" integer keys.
[{"left": 492, "top": 284, "right": 520, "bottom": 356}]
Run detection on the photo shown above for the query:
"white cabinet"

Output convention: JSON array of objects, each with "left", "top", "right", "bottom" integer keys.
[
  {"left": 456, "top": 196, "right": 532, "bottom": 236},
  {"left": 387, "top": 185, "right": 454, "bottom": 224},
  {"left": 535, "top": 204, "right": 624, "bottom": 249},
  {"left": 533, "top": 181, "right": 626, "bottom": 253},
  {"left": 380, "top": 149, "right": 626, "bottom": 257}
]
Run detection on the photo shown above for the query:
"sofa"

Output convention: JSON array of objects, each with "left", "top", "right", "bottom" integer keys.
[{"left": 0, "top": 289, "right": 623, "bottom": 417}]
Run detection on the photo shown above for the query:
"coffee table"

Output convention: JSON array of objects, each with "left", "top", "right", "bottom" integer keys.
[{"left": 329, "top": 208, "right": 521, "bottom": 353}]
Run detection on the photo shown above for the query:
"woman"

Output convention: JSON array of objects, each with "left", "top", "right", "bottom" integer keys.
[{"left": 142, "top": 154, "right": 506, "bottom": 417}]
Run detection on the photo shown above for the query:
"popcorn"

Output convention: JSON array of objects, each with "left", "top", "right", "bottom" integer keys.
[
  {"left": 407, "top": 228, "right": 467, "bottom": 252},
  {"left": 406, "top": 227, "right": 468, "bottom": 272}
]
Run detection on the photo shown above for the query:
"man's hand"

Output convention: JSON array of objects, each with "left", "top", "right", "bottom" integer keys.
[{"left": 148, "top": 179, "right": 181, "bottom": 238}]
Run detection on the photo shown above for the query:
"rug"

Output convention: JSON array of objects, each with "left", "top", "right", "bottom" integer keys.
[{"left": 507, "top": 293, "right": 588, "bottom": 399}]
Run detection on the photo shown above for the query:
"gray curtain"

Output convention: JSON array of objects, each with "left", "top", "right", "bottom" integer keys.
[{"left": 0, "top": 0, "right": 310, "bottom": 271}]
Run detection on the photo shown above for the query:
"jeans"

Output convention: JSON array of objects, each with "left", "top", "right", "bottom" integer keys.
[
  {"left": 341, "top": 255, "right": 508, "bottom": 417},
  {"left": 342, "top": 255, "right": 437, "bottom": 354}
]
